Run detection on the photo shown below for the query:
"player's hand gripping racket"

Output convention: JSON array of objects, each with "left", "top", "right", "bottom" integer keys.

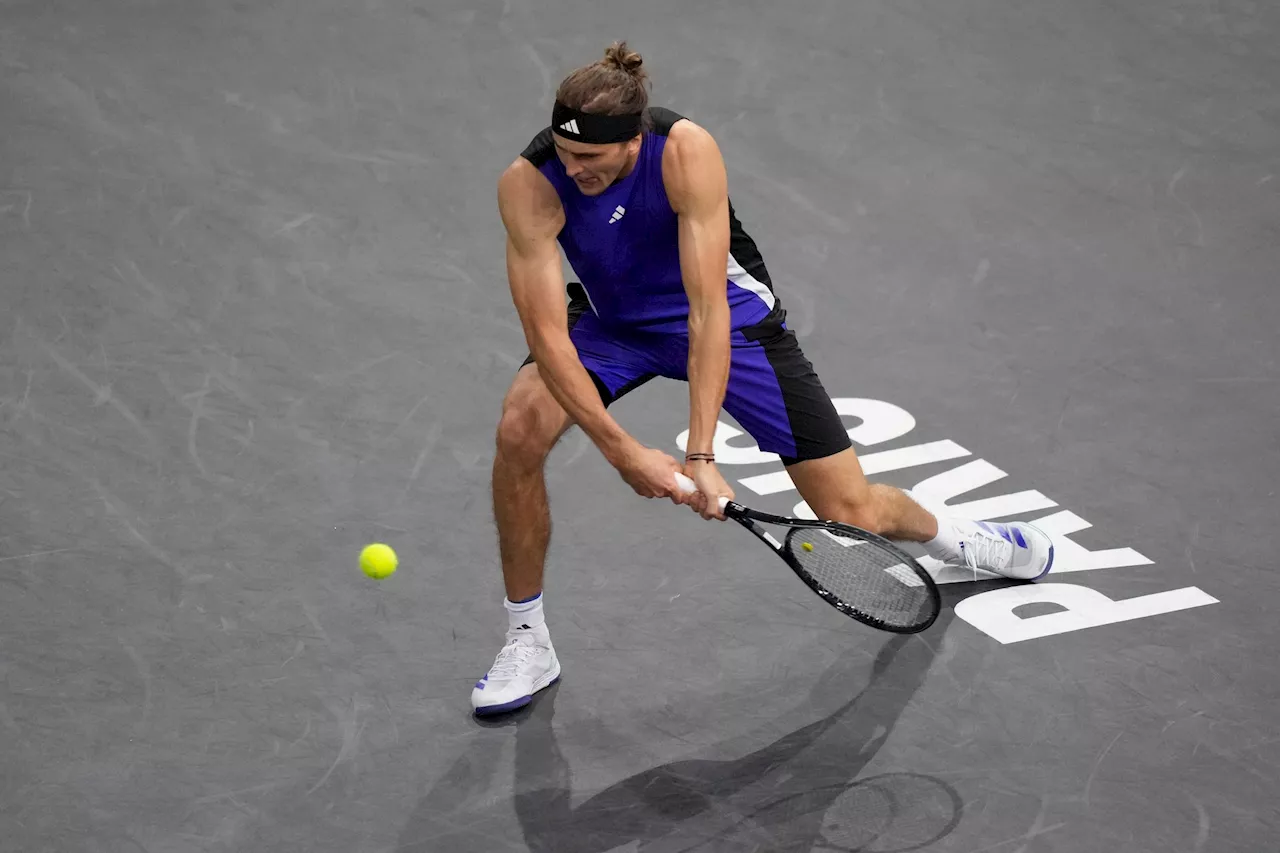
[{"left": 673, "top": 473, "right": 940, "bottom": 633}]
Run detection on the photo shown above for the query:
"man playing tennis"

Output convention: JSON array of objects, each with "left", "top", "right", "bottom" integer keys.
[{"left": 473, "top": 41, "right": 1053, "bottom": 715}]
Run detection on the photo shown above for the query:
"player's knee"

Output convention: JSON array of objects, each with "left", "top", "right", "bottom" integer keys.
[
  {"left": 495, "top": 402, "right": 556, "bottom": 465},
  {"left": 495, "top": 374, "right": 566, "bottom": 466},
  {"left": 809, "top": 493, "right": 883, "bottom": 535},
  {"left": 843, "top": 505, "right": 886, "bottom": 536}
]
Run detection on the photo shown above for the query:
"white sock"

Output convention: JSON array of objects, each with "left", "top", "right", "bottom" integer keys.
[
  {"left": 923, "top": 516, "right": 964, "bottom": 560},
  {"left": 901, "top": 489, "right": 961, "bottom": 559},
  {"left": 504, "top": 592, "right": 545, "bottom": 634}
]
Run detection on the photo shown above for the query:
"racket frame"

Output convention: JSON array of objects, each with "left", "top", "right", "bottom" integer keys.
[{"left": 673, "top": 474, "right": 941, "bottom": 633}]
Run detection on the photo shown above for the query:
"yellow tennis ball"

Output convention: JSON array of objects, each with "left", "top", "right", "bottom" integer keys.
[
  {"left": 360, "top": 543, "right": 397, "bottom": 579},
  {"left": 801, "top": 541, "right": 814, "bottom": 552}
]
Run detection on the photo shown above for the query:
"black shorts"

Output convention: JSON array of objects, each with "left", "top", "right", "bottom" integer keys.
[{"left": 521, "top": 283, "right": 851, "bottom": 466}]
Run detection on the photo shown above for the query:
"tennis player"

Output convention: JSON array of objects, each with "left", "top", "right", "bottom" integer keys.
[{"left": 473, "top": 42, "right": 1053, "bottom": 715}]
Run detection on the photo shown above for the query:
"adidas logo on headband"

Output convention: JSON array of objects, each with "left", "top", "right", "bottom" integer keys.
[{"left": 559, "top": 119, "right": 581, "bottom": 135}]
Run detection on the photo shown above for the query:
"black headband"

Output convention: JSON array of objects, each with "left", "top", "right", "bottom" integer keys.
[{"left": 551, "top": 100, "right": 643, "bottom": 144}]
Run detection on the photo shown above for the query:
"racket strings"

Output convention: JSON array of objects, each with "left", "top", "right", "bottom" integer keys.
[{"left": 785, "top": 528, "right": 935, "bottom": 629}]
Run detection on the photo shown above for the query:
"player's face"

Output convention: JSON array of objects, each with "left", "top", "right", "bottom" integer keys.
[{"left": 554, "top": 134, "right": 641, "bottom": 196}]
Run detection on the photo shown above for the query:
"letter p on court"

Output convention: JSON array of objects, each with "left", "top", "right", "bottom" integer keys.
[{"left": 955, "top": 583, "right": 1219, "bottom": 644}]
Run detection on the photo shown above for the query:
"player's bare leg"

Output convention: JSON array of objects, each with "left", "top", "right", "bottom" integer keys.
[
  {"left": 492, "top": 364, "right": 574, "bottom": 602},
  {"left": 786, "top": 446, "right": 1053, "bottom": 580},
  {"left": 785, "top": 447, "right": 939, "bottom": 541},
  {"left": 474, "top": 364, "right": 572, "bottom": 716}
]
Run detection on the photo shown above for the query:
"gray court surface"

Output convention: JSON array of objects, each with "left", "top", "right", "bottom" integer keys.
[{"left": 3, "top": 1, "right": 1278, "bottom": 850}]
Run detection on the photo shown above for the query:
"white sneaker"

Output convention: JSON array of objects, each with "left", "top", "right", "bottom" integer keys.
[
  {"left": 471, "top": 627, "right": 560, "bottom": 716},
  {"left": 950, "top": 519, "right": 1055, "bottom": 581}
]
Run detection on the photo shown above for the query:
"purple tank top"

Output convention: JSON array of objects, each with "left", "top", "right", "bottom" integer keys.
[{"left": 520, "top": 107, "right": 779, "bottom": 334}]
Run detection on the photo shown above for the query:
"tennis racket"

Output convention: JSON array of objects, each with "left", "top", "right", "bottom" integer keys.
[{"left": 673, "top": 473, "right": 940, "bottom": 634}]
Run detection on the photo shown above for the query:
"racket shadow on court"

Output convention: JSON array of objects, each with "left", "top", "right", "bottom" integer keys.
[{"left": 398, "top": 591, "right": 970, "bottom": 852}]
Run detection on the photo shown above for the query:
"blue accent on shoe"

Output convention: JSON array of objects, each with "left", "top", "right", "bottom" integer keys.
[
  {"left": 1035, "top": 542, "right": 1055, "bottom": 580},
  {"left": 474, "top": 694, "right": 532, "bottom": 715},
  {"left": 472, "top": 675, "right": 560, "bottom": 717},
  {"left": 977, "top": 520, "right": 1013, "bottom": 543},
  {"left": 1012, "top": 527, "right": 1027, "bottom": 549}
]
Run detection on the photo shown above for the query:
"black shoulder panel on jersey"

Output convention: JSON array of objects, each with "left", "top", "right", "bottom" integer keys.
[
  {"left": 520, "top": 127, "right": 557, "bottom": 168},
  {"left": 646, "top": 106, "right": 686, "bottom": 136}
]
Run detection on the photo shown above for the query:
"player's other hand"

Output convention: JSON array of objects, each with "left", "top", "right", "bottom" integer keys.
[
  {"left": 615, "top": 443, "right": 689, "bottom": 503},
  {"left": 686, "top": 461, "right": 733, "bottom": 521}
]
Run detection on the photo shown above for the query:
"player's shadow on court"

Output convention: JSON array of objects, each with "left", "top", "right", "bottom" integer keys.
[{"left": 399, "top": 595, "right": 966, "bottom": 852}]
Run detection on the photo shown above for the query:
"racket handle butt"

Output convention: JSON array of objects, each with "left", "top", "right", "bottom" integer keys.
[{"left": 672, "top": 472, "right": 730, "bottom": 511}]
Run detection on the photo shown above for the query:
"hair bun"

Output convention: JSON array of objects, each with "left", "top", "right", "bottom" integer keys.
[
  {"left": 602, "top": 41, "right": 644, "bottom": 76},
  {"left": 555, "top": 40, "right": 651, "bottom": 118}
]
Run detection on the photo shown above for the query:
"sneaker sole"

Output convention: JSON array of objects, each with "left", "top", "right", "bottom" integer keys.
[{"left": 472, "top": 665, "right": 561, "bottom": 717}]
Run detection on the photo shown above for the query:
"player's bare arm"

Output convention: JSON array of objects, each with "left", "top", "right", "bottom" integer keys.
[
  {"left": 665, "top": 120, "right": 736, "bottom": 518},
  {"left": 499, "top": 158, "right": 629, "bottom": 458},
  {"left": 499, "top": 157, "right": 686, "bottom": 500}
]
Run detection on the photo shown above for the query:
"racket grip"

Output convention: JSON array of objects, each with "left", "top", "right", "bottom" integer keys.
[{"left": 672, "top": 472, "right": 730, "bottom": 511}]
